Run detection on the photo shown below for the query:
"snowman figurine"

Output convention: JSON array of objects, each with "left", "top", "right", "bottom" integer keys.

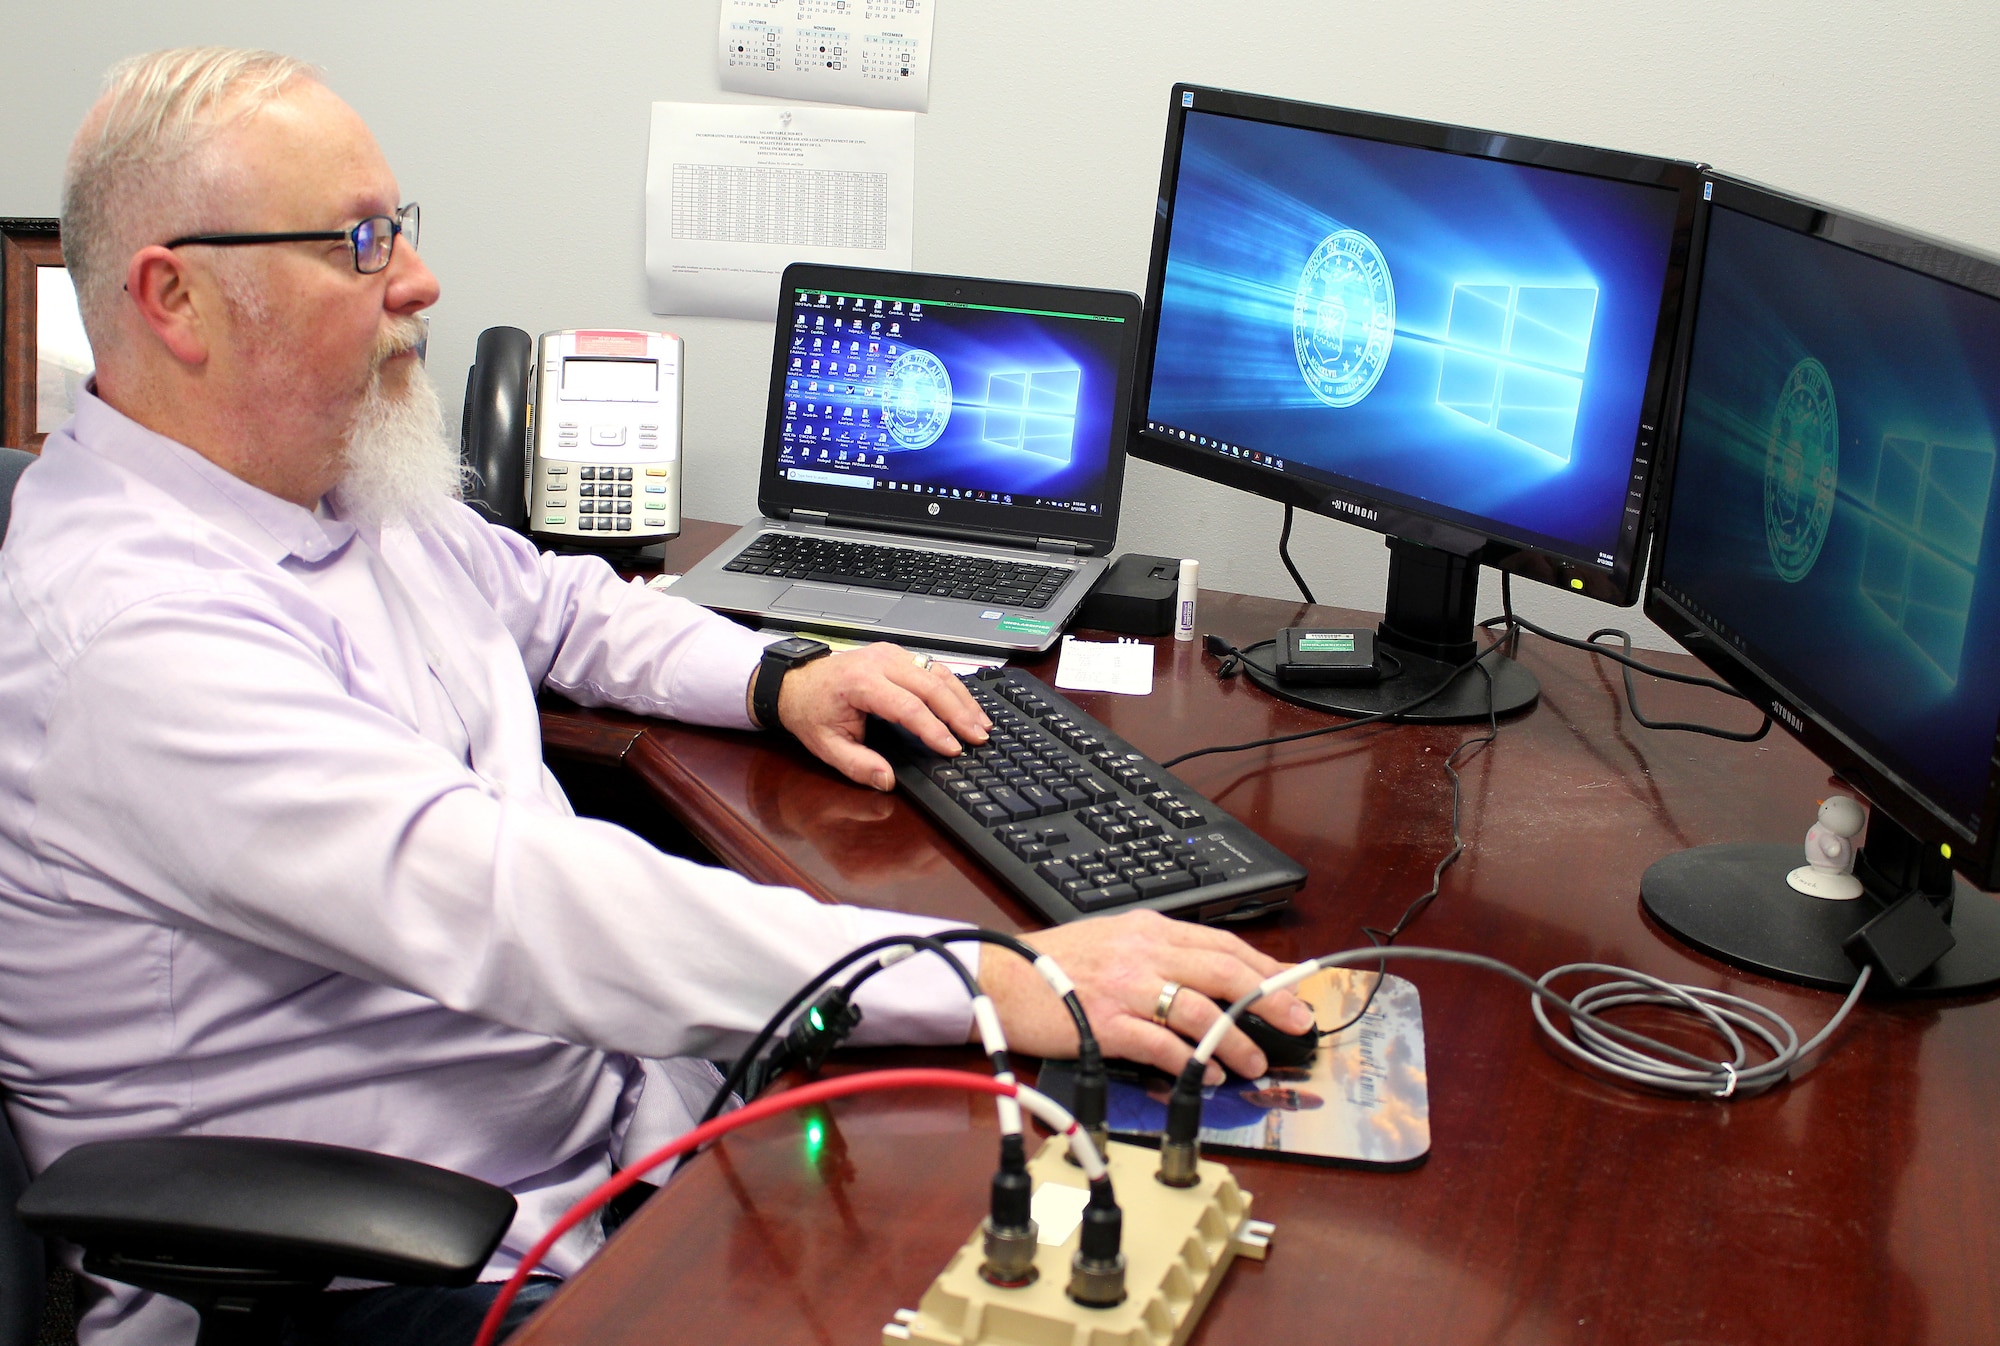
[{"left": 1786, "top": 794, "right": 1866, "bottom": 899}]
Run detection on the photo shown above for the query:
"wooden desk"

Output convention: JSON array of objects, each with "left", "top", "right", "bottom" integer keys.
[{"left": 524, "top": 521, "right": 2000, "bottom": 1346}]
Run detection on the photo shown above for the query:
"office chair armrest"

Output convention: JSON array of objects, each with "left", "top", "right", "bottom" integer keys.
[{"left": 17, "top": 1136, "right": 516, "bottom": 1287}]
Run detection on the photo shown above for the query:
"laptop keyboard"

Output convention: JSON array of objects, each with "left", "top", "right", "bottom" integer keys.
[{"left": 722, "top": 533, "right": 1071, "bottom": 609}]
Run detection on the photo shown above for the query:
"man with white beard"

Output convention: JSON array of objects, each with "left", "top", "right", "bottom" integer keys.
[{"left": 0, "top": 47, "right": 1308, "bottom": 1346}]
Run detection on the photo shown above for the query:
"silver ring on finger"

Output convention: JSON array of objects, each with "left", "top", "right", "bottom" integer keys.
[
  {"left": 1152, "top": 980, "right": 1184, "bottom": 1027},
  {"left": 911, "top": 652, "right": 933, "bottom": 672}
]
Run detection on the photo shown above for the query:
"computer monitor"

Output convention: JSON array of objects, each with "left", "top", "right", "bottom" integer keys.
[
  {"left": 1131, "top": 85, "right": 1703, "bottom": 720},
  {"left": 1642, "top": 173, "right": 2000, "bottom": 993}
]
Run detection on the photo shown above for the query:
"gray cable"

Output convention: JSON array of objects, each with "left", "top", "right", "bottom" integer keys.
[{"left": 1229, "top": 946, "right": 1872, "bottom": 1099}]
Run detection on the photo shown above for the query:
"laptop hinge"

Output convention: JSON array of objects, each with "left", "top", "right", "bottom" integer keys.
[
  {"left": 1035, "top": 538, "right": 1082, "bottom": 555},
  {"left": 789, "top": 509, "right": 831, "bottom": 525}
]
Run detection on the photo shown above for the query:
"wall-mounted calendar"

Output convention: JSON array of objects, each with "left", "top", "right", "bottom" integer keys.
[{"left": 719, "top": 0, "right": 935, "bottom": 113}]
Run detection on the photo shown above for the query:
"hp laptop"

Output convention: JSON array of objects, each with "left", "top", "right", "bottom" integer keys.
[{"left": 668, "top": 264, "right": 1141, "bottom": 654}]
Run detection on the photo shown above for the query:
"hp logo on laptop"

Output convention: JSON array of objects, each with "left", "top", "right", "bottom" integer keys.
[{"left": 928, "top": 502, "right": 940, "bottom": 515}]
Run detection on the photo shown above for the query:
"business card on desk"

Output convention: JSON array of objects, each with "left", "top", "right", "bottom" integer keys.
[{"left": 1054, "top": 635, "right": 1154, "bottom": 696}]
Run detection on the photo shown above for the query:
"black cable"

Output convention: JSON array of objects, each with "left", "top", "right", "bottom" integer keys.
[
  {"left": 700, "top": 934, "right": 978, "bottom": 1125},
  {"left": 1277, "top": 504, "right": 1317, "bottom": 605},
  {"left": 1320, "top": 658, "right": 1501, "bottom": 1039},
  {"left": 1162, "top": 636, "right": 1504, "bottom": 770},
  {"left": 703, "top": 928, "right": 1108, "bottom": 1126},
  {"left": 1496, "top": 573, "right": 1772, "bottom": 743}
]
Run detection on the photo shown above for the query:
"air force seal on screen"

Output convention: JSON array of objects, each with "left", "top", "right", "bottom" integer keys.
[
  {"left": 884, "top": 348, "right": 953, "bottom": 450},
  {"left": 1763, "top": 356, "right": 1839, "bottom": 583},
  {"left": 1293, "top": 228, "right": 1395, "bottom": 408}
]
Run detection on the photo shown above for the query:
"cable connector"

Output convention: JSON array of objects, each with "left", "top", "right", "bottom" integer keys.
[
  {"left": 783, "top": 986, "right": 863, "bottom": 1074},
  {"left": 1065, "top": 1056, "right": 1110, "bottom": 1169},
  {"left": 1066, "top": 1179, "right": 1127, "bottom": 1307},
  {"left": 1155, "top": 1062, "right": 1205, "bottom": 1188},
  {"left": 979, "top": 1133, "right": 1039, "bottom": 1287}
]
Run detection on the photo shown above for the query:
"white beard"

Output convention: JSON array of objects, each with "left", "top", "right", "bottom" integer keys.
[{"left": 329, "top": 358, "right": 466, "bottom": 529}]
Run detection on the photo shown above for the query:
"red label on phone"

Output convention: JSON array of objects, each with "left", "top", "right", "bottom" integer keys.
[{"left": 574, "top": 331, "right": 649, "bottom": 356}]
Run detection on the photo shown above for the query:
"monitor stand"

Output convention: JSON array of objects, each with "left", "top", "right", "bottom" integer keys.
[
  {"left": 1244, "top": 536, "right": 1538, "bottom": 724},
  {"left": 1642, "top": 813, "right": 2000, "bottom": 994}
]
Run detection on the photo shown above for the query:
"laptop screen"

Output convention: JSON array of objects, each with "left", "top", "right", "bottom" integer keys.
[{"left": 764, "top": 268, "right": 1141, "bottom": 553}]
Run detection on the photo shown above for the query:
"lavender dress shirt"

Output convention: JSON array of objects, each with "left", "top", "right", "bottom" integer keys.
[{"left": 0, "top": 390, "right": 974, "bottom": 1344}]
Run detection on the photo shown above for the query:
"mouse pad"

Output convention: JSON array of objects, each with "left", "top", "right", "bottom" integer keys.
[{"left": 1038, "top": 966, "right": 1430, "bottom": 1170}]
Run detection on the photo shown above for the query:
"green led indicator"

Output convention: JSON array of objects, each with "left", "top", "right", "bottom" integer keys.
[{"left": 808, "top": 1006, "right": 826, "bottom": 1032}]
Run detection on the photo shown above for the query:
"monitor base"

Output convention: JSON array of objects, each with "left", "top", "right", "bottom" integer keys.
[
  {"left": 1641, "top": 843, "right": 2000, "bottom": 994},
  {"left": 1242, "top": 647, "right": 1539, "bottom": 723}
]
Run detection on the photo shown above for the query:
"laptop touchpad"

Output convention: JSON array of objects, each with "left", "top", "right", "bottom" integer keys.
[{"left": 772, "top": 584, "right": 899, "bottom": 622}]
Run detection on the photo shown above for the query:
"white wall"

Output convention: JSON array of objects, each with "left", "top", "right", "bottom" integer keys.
[{"left": 4, "top": 1, "right": 1995, "bottom": 648}]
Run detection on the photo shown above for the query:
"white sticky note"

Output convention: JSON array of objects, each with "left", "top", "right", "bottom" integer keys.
[
  {"left": 1053, "top": 636, "right": 1154, "bottom": 696},
  {"left": 1030, "top": 1181, "right": 1092, "bottom": 1246}
]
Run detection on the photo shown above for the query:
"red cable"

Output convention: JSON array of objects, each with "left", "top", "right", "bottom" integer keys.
[{"left": 472, "top": 1067, "right": 1028, "bottom": 1346}]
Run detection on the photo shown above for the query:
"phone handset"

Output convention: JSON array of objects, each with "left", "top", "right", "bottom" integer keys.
[{"left": 460, "top": 326, "right": 534, "bottom": 532}]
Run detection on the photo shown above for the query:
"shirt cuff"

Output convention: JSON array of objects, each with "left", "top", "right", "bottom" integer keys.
[{"left": 653, "top": 593, "right": 775, "bottom": 730}]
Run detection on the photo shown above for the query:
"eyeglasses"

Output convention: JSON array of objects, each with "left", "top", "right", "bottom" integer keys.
[{"left": 164, "top": 203, "right": 420, "bottom": 275}]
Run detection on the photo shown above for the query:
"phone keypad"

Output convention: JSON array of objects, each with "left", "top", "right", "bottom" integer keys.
[{"left": 535, "top": 463, "right": 662, "bottom": 539}]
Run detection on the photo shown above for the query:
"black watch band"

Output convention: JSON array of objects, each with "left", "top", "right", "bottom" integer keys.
[{"left": 752, "top": 637, "right": 831, "bottom": 732}]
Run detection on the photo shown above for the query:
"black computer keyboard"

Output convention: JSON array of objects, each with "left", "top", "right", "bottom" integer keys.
[
  {"left": 721, "top": 532, "right": 1070, "bottom": 609},
  {"left": 869, "top": 667, "right": 1307, "bottom": 924}
]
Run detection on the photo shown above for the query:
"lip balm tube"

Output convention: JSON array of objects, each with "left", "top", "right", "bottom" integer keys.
[{"left": 1174, "top": 559, "right": 1199, "bottom": 642}]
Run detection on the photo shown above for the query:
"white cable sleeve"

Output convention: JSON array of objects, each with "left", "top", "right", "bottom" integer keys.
[
  {"left": 970, "top": 995, "right": 1007, "bottom": 1055},
  {"left": 877, "top": 945, "right": 917, "bottom": 969},
  {"left": 1032, "top": 953, "right": 1077, "bottom": 1000},
  {"left": 993, "top": 1071, "right": 1024, "bottom": 1136},
  {"left": 1013, "top": 1084, "right": 1108, "bottom": 1180}
]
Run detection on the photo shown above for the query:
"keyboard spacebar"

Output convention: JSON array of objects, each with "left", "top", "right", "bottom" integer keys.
[{"left": 804, "top": 571, "right": 911, "bottom": 592}]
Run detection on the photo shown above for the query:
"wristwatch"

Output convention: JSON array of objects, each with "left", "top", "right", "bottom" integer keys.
[{"left": 752, "top": 636, "right": 831, "bottom": 732}]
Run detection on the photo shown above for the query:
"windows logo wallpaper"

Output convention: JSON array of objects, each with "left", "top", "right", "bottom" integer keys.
[
  {"left": 1147, "top": 111, "right": 1681, "bottom": 563},
  {"left": 779, "top": 295, "right": 1125, "bottom": 507},
  {"left": 1662, "top": 206, "right": 2000, "bottom": 830}
]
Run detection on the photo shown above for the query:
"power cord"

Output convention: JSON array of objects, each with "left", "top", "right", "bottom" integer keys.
[
  {"left": 1278, "top": 503, "right": 1317, "bottom": 605},
  {"left": 1494, "top": 572, "right": 1772, "bottom": 743}
]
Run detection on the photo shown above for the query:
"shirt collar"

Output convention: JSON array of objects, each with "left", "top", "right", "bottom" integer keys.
[{"left": 67, "top": 385, "right": 357, "bottom": 564}]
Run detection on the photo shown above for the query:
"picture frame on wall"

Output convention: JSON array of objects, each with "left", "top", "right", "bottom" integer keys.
[{"left": 2, "top": 218, "right": 93, "bottom": 452}]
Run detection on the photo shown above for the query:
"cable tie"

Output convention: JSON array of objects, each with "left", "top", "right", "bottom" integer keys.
[{"left": 1714, "top": 1063, "right": 1738, "bottom": 1099}]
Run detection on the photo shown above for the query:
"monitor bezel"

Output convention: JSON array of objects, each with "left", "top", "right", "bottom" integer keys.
[
  {"left": 1643, "top": 172, "right": 2000, "bottom": 891},
  {"left": 1129, "top": 83, "right": 1705, "bottom": 605}
]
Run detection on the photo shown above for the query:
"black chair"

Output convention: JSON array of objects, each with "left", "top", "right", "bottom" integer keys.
[
  {"left": 0, "top": 446, "right": 35, "bottom": 544},
  {"left": 3, "top": 1092, "right": 516, "bottom": 1346},
  {"left": 0, "top": 1097, "right": 43, "bottom": 1346}
]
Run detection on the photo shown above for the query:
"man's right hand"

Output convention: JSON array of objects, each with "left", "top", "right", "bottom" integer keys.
[
  {"left": 772, "top": 642, "right": 991, "bottom": 791},
  {"left": 977, "top": 908, "right": 1313, "bottom": 1084}
]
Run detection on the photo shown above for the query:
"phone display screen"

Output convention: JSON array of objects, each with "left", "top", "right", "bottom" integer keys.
[{"left": 561, "top": 357, "right": 660, "bottom": 402}]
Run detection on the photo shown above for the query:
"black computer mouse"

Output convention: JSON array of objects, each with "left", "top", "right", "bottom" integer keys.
[{"left": 1217, "top": 998, "right": 1320, "bottom": 1069}]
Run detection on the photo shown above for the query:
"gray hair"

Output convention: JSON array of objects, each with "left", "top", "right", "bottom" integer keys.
[{"left": 61, "top": 47, "right": 321, "bottom": 348}]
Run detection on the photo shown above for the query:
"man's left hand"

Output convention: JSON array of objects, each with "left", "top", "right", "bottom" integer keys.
[{"left": 776, "top": 643, "right": 990, "bottom": 790}]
